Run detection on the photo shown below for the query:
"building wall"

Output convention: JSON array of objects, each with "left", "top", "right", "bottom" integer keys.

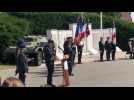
[
  {"left": 47, "top": 23, "right": 116, "bottom": 55},
  {"left": 69, "top": 23, "right": 92, "bottom": 52},
  {"left": 47, "top": 29, "right": 73, "bottom": 53},
  {"left": 92, "top": 28, "right": 112, "bottom": 50},
  {"left": 120, "top": 12, "right": 132, "bottom": 22}
]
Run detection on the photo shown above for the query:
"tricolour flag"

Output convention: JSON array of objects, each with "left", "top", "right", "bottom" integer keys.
[
  {"left": 112, "top": 21, "right": 116, "bottom": 44},
  {"left": 74, "top": 16, "right": 90, "bottom": 44}
]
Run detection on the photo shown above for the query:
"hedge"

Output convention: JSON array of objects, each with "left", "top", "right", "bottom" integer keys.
[
  {"left": 7, "top": 12, "right": 134, "bottom": 51},
  {"left": 0, "top": 13, "right": 32, "bottom": 61}
]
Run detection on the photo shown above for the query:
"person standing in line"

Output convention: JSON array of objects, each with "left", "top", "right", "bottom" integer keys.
[
  {"left": 105, "top": 37, "right": 112, "bottom": 61},
  {"left": 99, "top": 37, "right": 105, "bottom": 61},
  {"left": 111, "top": 41, "right": 116, "bottom": 60},
  {"left": 72, "top": 39, "right": 77, "bottom": 66},
  {"left": 77, "top": 39, "right": 84, "bottom": 64},
  {"left": 128, "top": 40, "right": 133, "bottom": 59},
  {"left": 128, "top": 40, "right": 134, "bottom": 59}
]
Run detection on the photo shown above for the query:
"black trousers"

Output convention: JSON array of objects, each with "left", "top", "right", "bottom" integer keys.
[
  {"left": 46, "top": 61, "right": 54, "bottom": 85},
  {"left": 67, "top": 59, "right": 73, "bottom": 75},
  {"left": 77, "top": 45, "right": 83, "bottom": 63},
  {"left": 19, "top": 73, "right": 26, "bottom": 85},
  {"left": 72, "top": 54, "right": 76, "bottom": 65},
  {"left": 130, "top": 52, "right": 134, "bottom": 59},
  {"left": 106, "top": 50, "right": 111, "bottom": 61},
  {"left": 100, "top": 50, "right": 104, "bottom": 61},
  {"left": 111, "top": 51, "right": 116, "bottom": 60}
]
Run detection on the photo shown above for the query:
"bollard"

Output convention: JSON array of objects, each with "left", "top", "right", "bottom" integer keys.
[
  {"left": 63, "top": 60, "right": 70, "bottom": 87},
  {"left": 56, "top": 52, "right": 70, "bottom": 87}
]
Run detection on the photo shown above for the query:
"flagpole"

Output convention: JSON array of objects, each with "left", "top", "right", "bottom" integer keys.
[
  {"left": 100, "top": 12, "right": 103, "bottom": 37},
  {"left": 86, "top": 19, "right": 88, "bottom": 52},
  {"left": 81, "top": 13, "right": 87, "bottom": 52}
]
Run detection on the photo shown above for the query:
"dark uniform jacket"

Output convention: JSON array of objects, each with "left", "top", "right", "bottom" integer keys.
[
  {"left": 105, "top": 41, "right": 112, "bottom": 52},
  {"left": 16, "top": 53, "right": 28, "bottom": 74},
  {"left": 72, "top": 44, "right": 76, "bottom": 55},
  {"left": 44, "top": 45, "right": 55, "bottom": 62},
  {"left": 99, "top": 41, "right": 105, "bottom": 51},
  {"left": 111, "top": 43, "right": 116, "bottom": 52},
  {"left": 63, "top": 41, "right": 73, "bottom": 57}
]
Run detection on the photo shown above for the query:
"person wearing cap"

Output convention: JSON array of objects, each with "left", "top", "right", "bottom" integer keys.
[
  {"left": 15, "top": 48, "right": 28, "bottom": 86},
  {"left": 43, "top": 40, "right": 56, "bottom": 87}
]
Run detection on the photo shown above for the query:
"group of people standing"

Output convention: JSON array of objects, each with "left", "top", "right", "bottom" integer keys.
[
  {"left": 63, "top": 37, "right": 84, "bottom": 76},
  {"left": 14, "top": 36, "right": 117, "bottom": 87},
  {"left": 16, "top": 39, "right": 56, "bottom": 87},
  {"left": 15, "top": 35, "right": 84, "bottom": 87},
  {"left": 41, "top": 37, "right": 84, "bottom": 86},
  {"left": 99, "top": 36, "right": 116, "bottom": 61}
]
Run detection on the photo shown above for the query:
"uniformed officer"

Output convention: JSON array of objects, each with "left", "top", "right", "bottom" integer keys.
[
  {"left": 105, "top": 37, "right": 112, "bottom": 61},
  {"left": 77, "top": 39, "right": 84, "bottom": 64},
  {"left": 99, "top": 37, "right": 105, "bottom": 61},
  {"left": 111, "top": 41, "right": 116, "bottom": 60},
  {"left": 128, "top": 40, "right": 134, "bottom": 59},
  {"left": 63, "top": 37, "right": 74, "bottom": 76},
  {"left": 44, "top": 40, "right": 56, "bottom": 87},
  {"left": 72, "top": 41, "right": 77, "bottom": 66},
  {"left": 128, "top": 40, "right": 133, "bottom": 59},
  {"left": 16, "top": 48, "right": 28, "bottom": 86}
]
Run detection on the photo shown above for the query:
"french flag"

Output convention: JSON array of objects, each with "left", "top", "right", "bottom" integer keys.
[
  {"left": 75, "top": 16, "right": 90, "bottom": 44},
  {"left": 112, "top": 21, "right": 116, "bottom": 44}
]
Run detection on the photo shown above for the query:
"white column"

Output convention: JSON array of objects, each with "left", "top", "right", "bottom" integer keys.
[
  {"left": 130, "top": 12, "right": 134, "bottom": 22},
  {"left": 87, "top": 24, "right": 93, "bottom": 51},
  {"left": 69, "top": 23, "right": 77, "bottom": 39}
]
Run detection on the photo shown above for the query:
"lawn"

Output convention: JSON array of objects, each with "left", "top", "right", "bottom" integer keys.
[{"left": 0, "top": 64, "right": 15, "bottom": 70}]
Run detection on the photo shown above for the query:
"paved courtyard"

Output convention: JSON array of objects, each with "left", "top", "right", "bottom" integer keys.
[{"left": 1, "top": 58, "right": 134, "bottom": 87}]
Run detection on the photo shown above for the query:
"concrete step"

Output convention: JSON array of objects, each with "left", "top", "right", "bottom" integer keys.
[{"left": 55, "top": 51, "right": 128, "bottom": 64}]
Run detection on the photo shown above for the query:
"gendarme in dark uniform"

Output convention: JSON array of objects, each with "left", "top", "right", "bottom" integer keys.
[
  {"left": 105, "top": 37, "right": 112, "bottom": 61},
  {"left": 16, "top": 48, "right": 28, "bottom": 86},
  {"left": 128, "top": 40, "right": 134, "bottom": 59},
  {"left": 44, "top": 40, "right": 55, "bottom": 87},
  {"left": 111, "top": 42, "right": 116, "bottom": 60},
  {"left": 77, "top": 40, "right": 84, "bottom": 64},
  {"left": 16, "top": 39, "right": 28, "bottom": 86},
  {"left": 99, "top": 37, "right": 105, "bottom": 61}
]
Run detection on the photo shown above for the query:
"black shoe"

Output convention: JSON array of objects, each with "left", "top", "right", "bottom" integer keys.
[
  {"left": 69, "top": 73, "right": 74, "bottom": 76},
  {"left": 100, "top": 60, "right": 103, "bottom": 62},
  {"left": 78, "top": 62, "right": 82, "bottom": 64},
  {"left": 50, "top": 84, "right": 56, "bottom": 87},
  {"left": 47, "top": 84, "right": 56, "bottom": 87}
]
